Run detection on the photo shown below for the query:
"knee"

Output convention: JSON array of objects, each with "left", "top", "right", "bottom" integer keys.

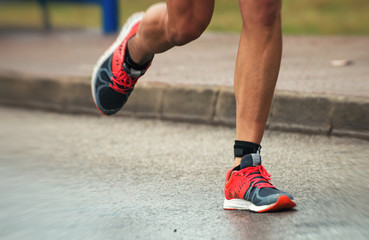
[
  {"left": 167, "top": 27, "right": 203, "bottom": 46},
  {"left": 240, "top": 0, "right": 281, "bottom": 27},
  {"left": 166, "top": 16, "right": 209, "bottom": 46}
]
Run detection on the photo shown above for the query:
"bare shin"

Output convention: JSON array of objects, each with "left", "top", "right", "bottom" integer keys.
[{"left": 234, "top": 0, "right": 282, "bottom": 166}]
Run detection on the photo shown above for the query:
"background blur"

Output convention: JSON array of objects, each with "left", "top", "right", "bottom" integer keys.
[{"left": 0, "top": 0, "right": 368, "bottom": 35}]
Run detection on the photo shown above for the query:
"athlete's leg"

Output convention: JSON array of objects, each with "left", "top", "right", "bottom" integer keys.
[
  {"left": 92, "top": 0, "right": 214, "bottom": 115},
  {"left": 233, "top": 0, "right": 282, "bottom": 167},
  {"left": 127, "top": 0, "right": 215, "bottom": 65},
  {"left": 224, "top": 1, "right": 295, "bottom": 212}
]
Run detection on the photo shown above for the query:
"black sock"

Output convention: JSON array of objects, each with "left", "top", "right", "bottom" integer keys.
[
  {"left": 124, "top": 44, "right": 151, "bottom": 70},
  {"left": 234, "top": 140, "right": 261, "bottom": 158}
]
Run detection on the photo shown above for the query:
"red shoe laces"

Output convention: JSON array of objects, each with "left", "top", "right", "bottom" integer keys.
[
  {"left": 237, "top": 165, "right": 275, "bottom": 189},
  {"left": 110, "top": 69, "right": 138, "bottom": 94}
]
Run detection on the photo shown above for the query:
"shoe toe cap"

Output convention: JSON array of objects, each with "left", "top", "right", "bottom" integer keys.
[{"left": 96, "top": 86, "right": 128, "bottom": 115}]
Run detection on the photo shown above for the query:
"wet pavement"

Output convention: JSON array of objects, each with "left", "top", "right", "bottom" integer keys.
[{"left": 0, "top": 107, "right": 368, "bottom": 239}]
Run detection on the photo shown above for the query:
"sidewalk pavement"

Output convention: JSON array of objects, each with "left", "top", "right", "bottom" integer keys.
[{"left": 0, "top": 30, "right": 368, "bottom": 139}]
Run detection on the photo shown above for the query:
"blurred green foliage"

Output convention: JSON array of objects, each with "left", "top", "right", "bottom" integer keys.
[{"left": 0, "top": 0, "right": 368, "bottom": 34}]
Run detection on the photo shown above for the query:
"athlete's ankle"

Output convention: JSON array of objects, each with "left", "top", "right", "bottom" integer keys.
[
  {"left": 126, "top": 37, "right": 154, "bottom": 67},
  {"left": 233, "top": 157, "right": 242, "bottom": 168},
  {"left": 232, "top": 140, "right": 262, "bottom": 168}
]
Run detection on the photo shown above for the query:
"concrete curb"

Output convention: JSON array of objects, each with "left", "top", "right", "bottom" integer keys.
[{"left": 1, "top": 72, "right": 368, "bottom": 140}]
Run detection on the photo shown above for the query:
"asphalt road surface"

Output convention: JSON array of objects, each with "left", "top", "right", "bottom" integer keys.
[{"left": 1, "top": 107, "right": 368, "bottom": 239}]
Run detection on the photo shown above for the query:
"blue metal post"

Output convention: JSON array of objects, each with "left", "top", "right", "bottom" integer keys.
[
  {"left": 101, "top": 0, "right": 118, "bottom": 34},
  {"left": 38, "top": 0, "right": 51, "bottom": 30}
]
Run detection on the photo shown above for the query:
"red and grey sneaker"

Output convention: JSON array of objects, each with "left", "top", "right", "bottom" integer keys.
[
  {"left": 224, "top": 153, "right": 296, "bottom": 212},
  {"left": 91, "top": 12, "right": 151, "bottom": 115}
]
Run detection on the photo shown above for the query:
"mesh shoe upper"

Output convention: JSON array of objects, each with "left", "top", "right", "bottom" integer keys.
[
  {"left": 224, "top": 154, "right": 294, "bottom": 206},
  {"left": 94, "top": 55, "right": 132, "bottom": 113},
  {"left": 92, "top": 14, "right": 150, "bottom": 116}
]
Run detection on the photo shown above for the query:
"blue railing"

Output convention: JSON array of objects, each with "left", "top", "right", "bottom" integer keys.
[{"left": 38, "top": 0, "right": 119, "bottom": 34}]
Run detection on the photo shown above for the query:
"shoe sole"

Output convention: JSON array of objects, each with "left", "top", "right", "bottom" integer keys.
[
  {"left": 91, "top": 12, "right": 145, "bottom": 115},
  {"left": 223, "top": 195, "right": 296, "bottom": 213}
]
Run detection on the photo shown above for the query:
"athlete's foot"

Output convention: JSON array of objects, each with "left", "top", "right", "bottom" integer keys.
[
  {"left": 224, "top": 153, "right": 296, "bottom": 213},
  {"left": 91, "top": 12, "right": 151, "bottom": 115}
]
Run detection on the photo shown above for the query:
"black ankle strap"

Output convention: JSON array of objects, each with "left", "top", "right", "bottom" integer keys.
[{"left": 234, "top": 140, "right": 261, "bottom": 158}]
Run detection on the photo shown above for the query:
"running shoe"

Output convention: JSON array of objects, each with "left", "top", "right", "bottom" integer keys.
[
  {"left": 224, "top": 153, "right": 296, "bottom": 212},
  {"left": 91, "top": 12, "right": 151, "bottom": 115}
]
